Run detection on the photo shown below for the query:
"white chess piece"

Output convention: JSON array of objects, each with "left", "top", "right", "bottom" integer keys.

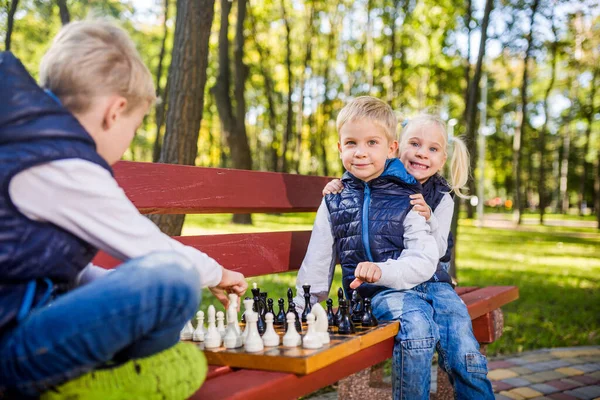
[
  {"left": 243, "top": 311, "right": 264, "bottom": 353},
  {"left": 262, "top": 312, "right": 280, "bottom": 347},
  {"left": 283, "top": 312, "right": 301, "bottom": 347},
  {"left": 204, "top": 305, "right": 222, "bottom": 349},
  {"left": 227, "top": 293, "right": 241, "bottom": 336},
  {"left": 302, "top": 313, "right": 322, "bottom": 349},
  {"left": 180, "top": 320, "right": 194, "bottom": 341},
  {"left": 193, "top": 310, "right": 206, "bottom": 342},
  {"left": 224, "top": 302, "right": 243, "bottom": 348},
  {"left": 311, "top": 303, "right": 330, "bottom": 344},
  {"left": 241, "top": 298, "right": 254, "bottom": 345},
  {"left": 216, "top": 311, "right": 226, "bottom": 338}
]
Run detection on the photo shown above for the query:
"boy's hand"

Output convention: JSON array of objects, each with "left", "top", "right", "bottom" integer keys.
[
  {"left": 350, "top": 262, "right": 382, "bottom": 289},
  {"left": 322, "top": 179, "right": 344, "bottom": 195},
  {"left": 210, "top": 268, "right": 248, "bottom": 308},
  {"left": 410, "top": 193, "right": 431, "bottom": 221}
]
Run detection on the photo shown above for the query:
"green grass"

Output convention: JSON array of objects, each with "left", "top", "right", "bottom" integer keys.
[{"left": 187, "top": 213, "right": 600, "bottom": 356}]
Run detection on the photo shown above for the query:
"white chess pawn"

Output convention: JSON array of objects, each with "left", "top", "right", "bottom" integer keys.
[
  {"left": 311, "top": 303, "right": 330, "bottom": 344},
  {"left": 224, "top": 303, "right": 243, "bottom": 348},
  {"left": 262, "top": 312, "right": 280, "bottom": 347},
  {"left": 193, "top": 310, "right": 206, "bottom": 342},
  {"left": 216, "top": 311, "right": 226, "bottom": 338},
  {"left": 241, "top": 298, "right": 254, "bottom": 345},
  {"left": 283, "top": 312, "right": 302, "bottom": 348},
  {"left": 303, "top": 313, "right": 322, "bottom": 349},
  {"left": 243, "top": 311, "right": 264, "bottom": 353},
  {"left": 204, "top": 305, "right": 222, "bottom": 349},
  {"left": 180, "top": 320, "right": 194, "bottom": 341}
]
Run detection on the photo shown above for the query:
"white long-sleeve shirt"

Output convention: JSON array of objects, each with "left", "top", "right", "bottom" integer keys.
[
  {"left": 293, "top": 198, "right": 439, "bottom": 310},
  {"left": 427, "top": 193, "right": 454, "bottom": 258},
  {"left": 8, "top": 159, "right": 224, "bottom": 289}
]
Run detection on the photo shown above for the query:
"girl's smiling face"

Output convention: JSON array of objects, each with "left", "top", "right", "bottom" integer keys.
[{"left": 399, "top": 123, "right": 447, "bottom": 184}]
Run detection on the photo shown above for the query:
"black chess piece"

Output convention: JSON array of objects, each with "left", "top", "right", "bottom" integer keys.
[
  {"left": 351, "top": 290, "right": 364, "bottom": 324},
  {"left": 337, "top": 299, "right": 355, "bottom": 334},
  {"left": 361, "top": 298, "right": 378, "bottom": 327},
  {"left": 289, "top": 301, "right": 302, "bottom": 333},
  {"left": 241, "top": 296, "right": 251, "bottom": 323},
  {"left": 251, "top": 285, "right": 266, "bottom": 317},
  {"left": 266, "top": 298, "right": 275, "bottom": 316},
  {"left": 253, "top": 293, "right": 266, "bottom": 334},
  {"left": 301, "top": 284, "right": 312, "bottom": 322},
  {"left": 275, "top": 298, "right": 286, "bottom": 326},
  {"left": 260, "top": 292, "right": 268, "bottom": 317},
  {"left": 326, "top": 298, "right": 336, "bottom": 328},
  {"left": 335, "top": 287, "right": 344, "bottom": 324}
]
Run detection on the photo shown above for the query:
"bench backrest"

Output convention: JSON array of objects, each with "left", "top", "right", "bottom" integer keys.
[{"left": 93, "top": 161, "right": 331, "bottom": 276}]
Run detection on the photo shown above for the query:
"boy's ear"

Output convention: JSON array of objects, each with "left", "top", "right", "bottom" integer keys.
[
  {"left": 388, "top": 140, "right": 399, "bottom": 157},
  {"left": 337, "top": 141, "right": 343, "bottom": 157},
  {"left": 102, "top": 96, "right": 128, "bottom": 130}
]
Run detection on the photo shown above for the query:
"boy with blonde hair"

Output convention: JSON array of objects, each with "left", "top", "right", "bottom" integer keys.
[{"left": 0, "top": 20, "right": 247, "bottom": 399}]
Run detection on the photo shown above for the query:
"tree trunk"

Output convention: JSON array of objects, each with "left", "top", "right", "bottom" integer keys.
[
  {"left": 559, "top": 127, "right": 571, "bottom": 214},
  {"left": 150, "top": 0, "right": 215, "bottom": 236},
  {"left": 279, "top": 0, "right": 293, "bottom": 173},
  {"left": 578, "top": 66, "right": 598, "bottom": 215},
  {"left": 512, "top": 0, "right": 540, "bottom": 224},
  {"left": 463, "top": 0, "right": 493, "bottom": 218},
  {"left": 5, "top": 0, "right": 19, "bottom": 51},
  {"left": 152, "top": 0, "right": 171, "bottom": 163},
  {"left": 595, "top": 151, "right": 600, "bottom": 230},
  {"left": 57, "top": 0, "right": 70, "bottom": 25}
]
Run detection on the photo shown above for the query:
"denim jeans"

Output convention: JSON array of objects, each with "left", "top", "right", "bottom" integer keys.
[
  {"left": 0, "top": 252, "right": 201, "bottom": 397},
  {"left": 371, "top": 282, "right": 494, "bottom": 400}
]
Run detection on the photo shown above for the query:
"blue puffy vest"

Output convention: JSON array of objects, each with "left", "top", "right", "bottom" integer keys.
[
  {"left": 0, "top": 52, "right": 112, "bottom": 332},
  {"left": 326, "top": 158, "right": 422, "bottom": 299}
]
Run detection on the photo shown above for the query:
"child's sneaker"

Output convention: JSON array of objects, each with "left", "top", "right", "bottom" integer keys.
[{"left": 41, "top": 342, "right": 207, "bottom": 400}]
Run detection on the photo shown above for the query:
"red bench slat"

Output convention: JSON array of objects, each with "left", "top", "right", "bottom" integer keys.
[
  {"left": 461, "top": 286, "right": 519, "bottom": 319},
  {"left": 113, "top": 161, "right": 332, "bottom": 214}
]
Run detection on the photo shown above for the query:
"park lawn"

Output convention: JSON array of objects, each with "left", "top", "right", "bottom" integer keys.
[{"left": 185, "top": 213, "right": 600, "bottom": 356}]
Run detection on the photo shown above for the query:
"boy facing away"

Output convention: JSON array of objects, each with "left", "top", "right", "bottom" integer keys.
[
  {"left": 0, "top": 20, "right": 246, "bottom": 399},
  {"left": 294, "top": 96, "right": 494, "bottom": 399}
]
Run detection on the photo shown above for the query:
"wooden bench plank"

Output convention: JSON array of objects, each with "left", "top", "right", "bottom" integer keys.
[
  {"left": 113, "top": 161, "right": 331, "bottom": 214},
  {"left": 461, "top": 286, "right": 519, "bottom": 319}
]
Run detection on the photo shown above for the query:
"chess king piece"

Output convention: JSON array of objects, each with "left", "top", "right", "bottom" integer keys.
[
  {"left": 262, "top": 312, "right": 280, "bottom": 347},
  {"left": 180, "top": 320, "right": 194, "bottom": 341},
  {"left": 351, "top": 290, "right": 364, "bottom": 324},
  {"left": 282, "top": 312, "right": 302, "bottom": 348},
  {"left": 275, "top": 298, "right": 286, "bottom": 326},
  {"left": 361, "top": 298, "right": 378, "bottom": 327},
  {"left": 301, "top": 283, "right": 312, "bottom": 322},
  {"left": 326, "top": 298, "right": 336, "bottom": 329},
  {"left": 337, "top": 299, "right": 355, "bottom": 334},
  {"left": 204, "top": 305, "right": 222, "bottom": 349},
  {"left": 216, "top": 311, "right": 226, "bottom": 338},
  {"left": 302, "top": 314, "right": 322, "bottom": 349},
  {"left": 310, "top": 303, "right": 330, "bottom": 344},
  {"left": 193, "top": 310, "right": 206, "bottom": 342},
  {"left": 243, "top": 311, "right": 264, "bottom": 353}
]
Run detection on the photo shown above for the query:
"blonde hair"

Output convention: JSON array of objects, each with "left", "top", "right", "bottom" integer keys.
[
  {"left": 39, "top": 19, "right": 156, "bottom": 115},
  {"left": 336, "top": 96, "right": 398, "bottom": 143},
  {"left": 400, "top": 114, "right": 470, "bottom": 198}
]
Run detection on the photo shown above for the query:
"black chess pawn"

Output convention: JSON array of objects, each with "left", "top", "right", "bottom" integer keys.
[
  {"left": 275, "top": 298, "right": 286, "bottom": 326},
  {"left": 266, "top": 298, "right": 275, "bottom": 316},
  {"left": 335, "top": 287, "right": 344, "bottom": 324},
  {"left": 241, "top": 296, "right": 251, "bottom": 323},
  {"left": 326, "top": 298, "right": 336, "bottom": 328},
  {"left": 351, "top": 290, "right": 364, "bottom": 324},
  {"left": 337, "top": 299, "right": 355, "bottom": 334},
  {"left": 361, "top": 298, "right": 378, "bottom": 327},
  {"left": 301, "top": 284, "right": 312, "bottom": 322}
]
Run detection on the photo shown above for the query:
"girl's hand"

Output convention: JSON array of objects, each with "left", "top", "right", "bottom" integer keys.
[
  {"left": 322, "top": 179, "right": 344, "bottom": 195},
  {"left": 410, "top": 193, "right": 431, "bottom": 221},
  {"left": 349, "top": 262, "right": 382, "bottom": 289}
]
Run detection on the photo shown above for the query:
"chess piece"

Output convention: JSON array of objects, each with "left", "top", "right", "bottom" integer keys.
[
  {"left": 241, "top": 296, "right": 251, "bottom": 323},
  {"left": 302, "top": 314, "right": 322, "bottom": 349},
  {"left": 262, "top": 313, "right": 280, "bottom": 347},
  {"left": 301, "top": 283, "right": 312, "bottom": 323},
  {"left": 335, "top": 287, "right": 344, "bottom": 324},
  {"left": 361, "top": 298, "right": 378, "bottom": 327},
  {"left": 193, "top": 310, "right": 206, "bottom": 342},
  {"left": 311, "top": 303, "right": 330, "bottom": 344},
  {"left": 216, "top": 311, "right": 226, "bottom": 338},
  {"left": 251, "top": 282, "right": 267, "bottom": 317},
  {"left": 351, "top": 290, "right": 364, "bottom": 324},
  {"left": 283, "top": 313, "right": 302, "bottom": 347},
  {"left": 253, "top": 292, "right": 266, "bottom": 335},
  {"left": 275, "top": 298, "right": 286, "bottom": 326},
  {"left": 227, "top": 294, "right": 241, "bottom": 336},
  {"left": 180, "top": 320, "right": 194, "bottom": 341},
  {"left": 288, "top": 302, "right": 302, "bottom": 333},
  {"left": 224, "top": 301, "right": 243, "bottom": 348},
  {"left": 337, "top": 299, "right": 355, "bottom": 334},
  {"left": 243, "top": 311, "right": 264, "bottom": 353},
  {"left": 326, "top": 299, "right": 336, "bottom": 328},
  {"left": 204, "top": 305, "right": 222, "bottom": 348},
  {"left": 260, "top": 292, "right": 268, "bottom": 317},
  {"left": 241, "top": 298, "right": 254, "bottom": 344}
]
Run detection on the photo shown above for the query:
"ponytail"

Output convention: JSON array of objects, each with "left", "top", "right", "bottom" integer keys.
[{"left": 448, "top": 136, "right": 470, "bottom": 199}]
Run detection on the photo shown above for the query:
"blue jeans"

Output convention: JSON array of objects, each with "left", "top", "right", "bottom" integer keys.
[
  {"left": 0, "top": 252, "right": 201, "bottom": 397},
  {"left": 372, "top": 283, "right": 494, "bottom": 400}
]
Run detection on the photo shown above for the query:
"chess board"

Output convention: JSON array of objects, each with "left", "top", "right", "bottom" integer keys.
[{"left": 187, "top": 321, "right": 399, "bottom": 374}]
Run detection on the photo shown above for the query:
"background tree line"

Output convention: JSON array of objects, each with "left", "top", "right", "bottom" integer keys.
[{"left": 2, "top": 0, "right": 599, "bottom": 235}]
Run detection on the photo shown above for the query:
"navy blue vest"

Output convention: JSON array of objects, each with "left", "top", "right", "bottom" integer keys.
[
  {"left": 0, "top": 52, "right": 112, "bottom": 332},
  {"left": 326, "top": 158, "right": 422, "bottom": 299}
]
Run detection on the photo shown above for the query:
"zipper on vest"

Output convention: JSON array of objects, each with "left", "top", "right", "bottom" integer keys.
[{"left": 362, "top": 184, "right": 374, "bottom": 262}]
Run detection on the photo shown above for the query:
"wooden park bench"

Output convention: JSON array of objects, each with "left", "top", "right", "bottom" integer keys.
[{"left": 93, "top": 161, "right": 519, "bottom": 400}]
